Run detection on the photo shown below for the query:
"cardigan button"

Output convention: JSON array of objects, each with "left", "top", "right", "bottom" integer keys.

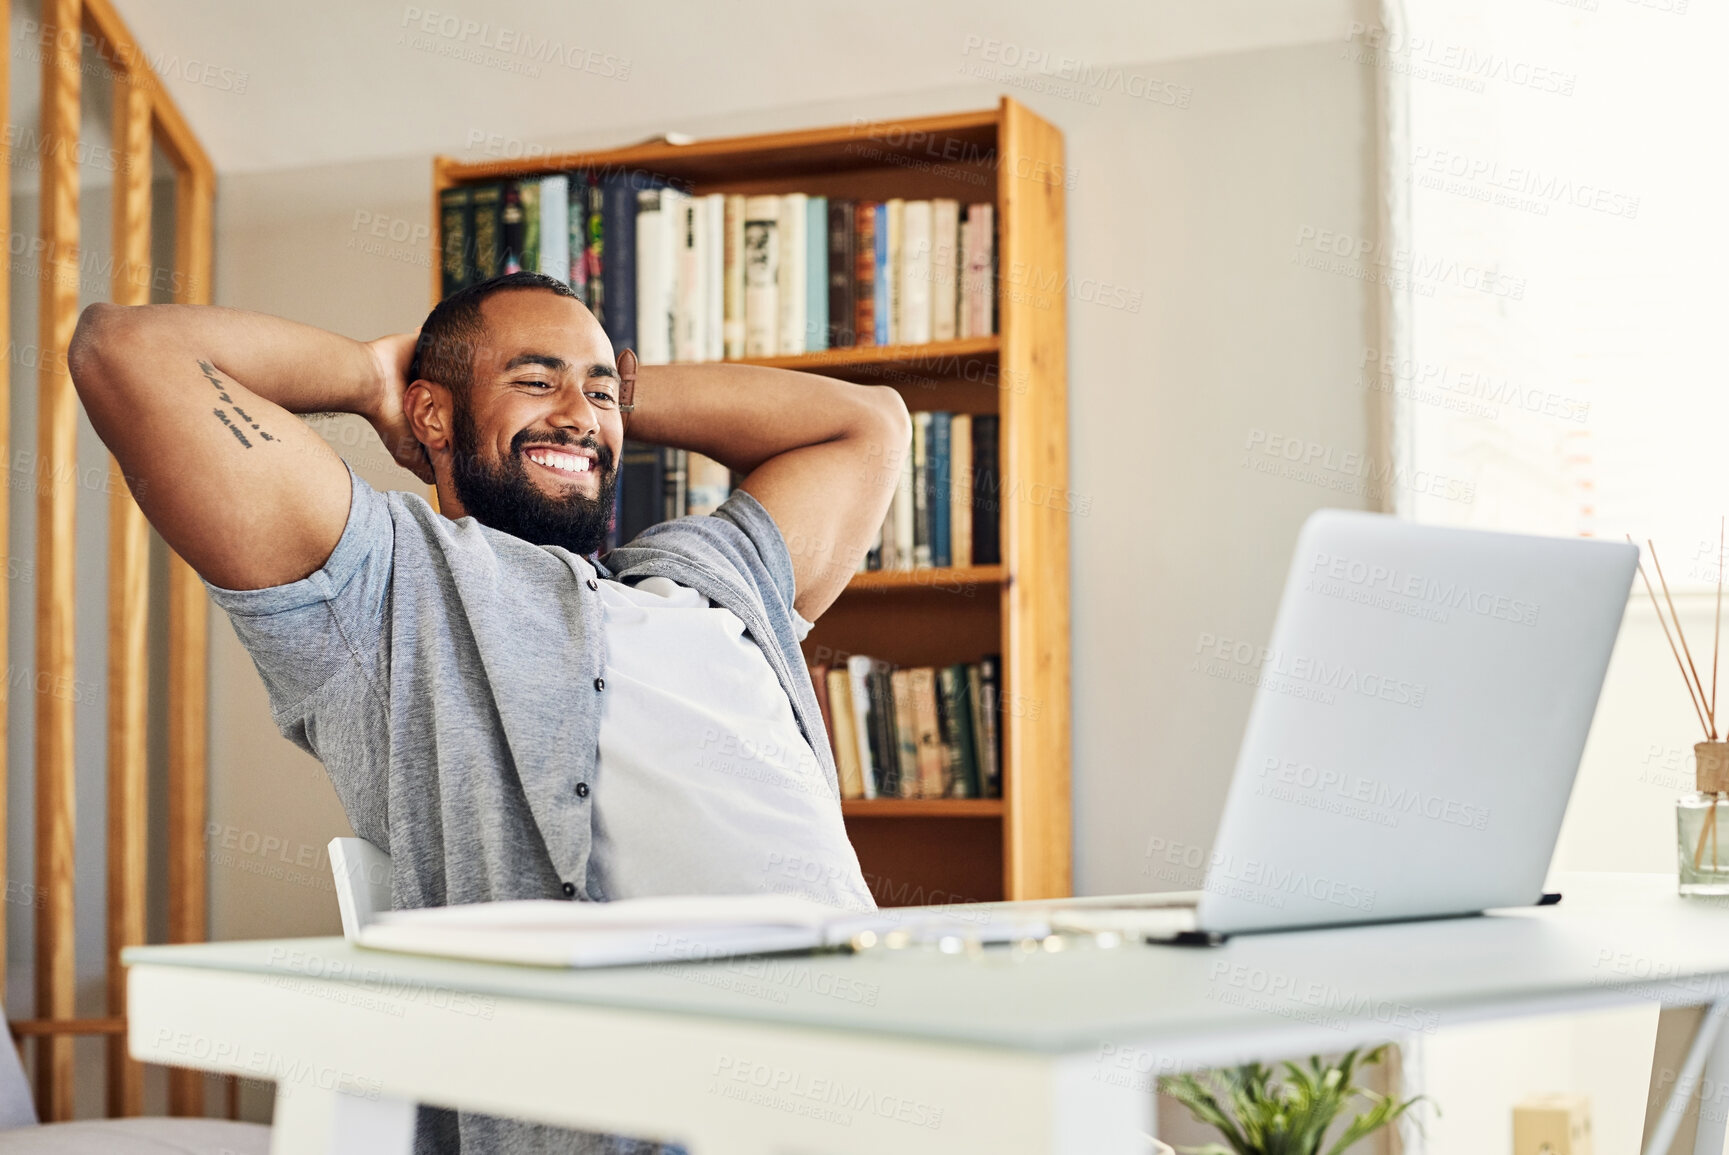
[
  {"left": 561, "top": 882, "right": 576, "bottom": 898},
  {"left": 586, "top": 578, "right": 598, "bottom": 591},
  {"left": 576, "top": 782, "right": 590, "bottom": 799},
  {"left": 594, "top": 676, "right": 606, "bottom": 691}
]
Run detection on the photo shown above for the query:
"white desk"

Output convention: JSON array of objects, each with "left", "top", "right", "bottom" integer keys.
[{"left": 124, "top": 872, "right": 1729, "bottom": 1155}]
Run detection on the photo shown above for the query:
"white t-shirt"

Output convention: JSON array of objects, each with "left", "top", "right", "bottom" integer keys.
[{"left": 588, "top": 574, "right": 874, "bottom": 911}]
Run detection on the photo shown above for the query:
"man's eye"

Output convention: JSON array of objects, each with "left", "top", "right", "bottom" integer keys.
[
  {"left": 587, "top": 391, "right": 617, "bottom": 406},
  {"left": 516, "top": 378, "right": 553, "bottom": 389}
]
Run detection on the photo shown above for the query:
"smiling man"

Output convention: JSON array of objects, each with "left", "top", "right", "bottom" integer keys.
[{"left": 69, "top": 271, "right": 910, "bottom": 1154}]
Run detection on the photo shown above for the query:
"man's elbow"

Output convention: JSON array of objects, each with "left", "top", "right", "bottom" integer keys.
[{"left": 68, "top": 302, "right": 128, "bottom": 393}]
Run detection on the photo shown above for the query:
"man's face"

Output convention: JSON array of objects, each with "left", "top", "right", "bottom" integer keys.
[{"left": 443, "top": 291, "right": 622, "bottom": 555}]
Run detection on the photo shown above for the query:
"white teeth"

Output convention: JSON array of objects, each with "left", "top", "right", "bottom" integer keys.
[{"left": 528, "top": 449, "right": 591, "bottom": 474}]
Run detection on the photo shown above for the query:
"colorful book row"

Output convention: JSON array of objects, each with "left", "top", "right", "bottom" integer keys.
[
  {"left": 812, "top": 656, "right": 1001, "bottom": 801},
  {"left": 868, "top": 412, "right": 999, "bottom": 572}
]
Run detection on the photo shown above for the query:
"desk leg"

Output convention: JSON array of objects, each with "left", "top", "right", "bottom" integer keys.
[
  {"left": 270, "top": 1084, "right": 417, "bottom": 1155},
  {"left": 1642, "top": 1001, "right": 1729, "bottom": 1155}
]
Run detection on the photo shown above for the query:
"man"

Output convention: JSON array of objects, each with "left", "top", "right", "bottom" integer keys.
[{"left": 68, "top": 271, "right": 911, "bottom": 1154}]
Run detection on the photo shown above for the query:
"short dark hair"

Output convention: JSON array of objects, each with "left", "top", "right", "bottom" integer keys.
[{"left": 409, "top": 271, "right": 582, "bottom": 399}]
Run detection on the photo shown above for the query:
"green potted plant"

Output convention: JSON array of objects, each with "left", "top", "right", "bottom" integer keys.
[{"left": 1158, "top": 1045, "right": 1428, "bottom": 1155}]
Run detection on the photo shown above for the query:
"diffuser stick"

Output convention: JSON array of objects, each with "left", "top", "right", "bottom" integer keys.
[
  {"left": 1715, "top": 517, "right": 1723, "bottom": 735},
  {"left": 1632, "top": 539, "right": 1711, "bottom": 738},
  {"left": 1651, "top": 540, "right": 1714, "bottom": 736}
]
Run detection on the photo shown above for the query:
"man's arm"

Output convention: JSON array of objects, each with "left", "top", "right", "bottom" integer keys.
[
  {"left": 623, "top": 362, "right": 911, "bottom": 621},
  {"left": 67, "top": 303, "right": 428, "bottom": 592}
]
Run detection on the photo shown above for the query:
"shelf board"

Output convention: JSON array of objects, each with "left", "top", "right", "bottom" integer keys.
[
  {"left": 842, "top": 799, "right": 1004, "bottom": 818},
  {"left": 844, "top": 565, "right": 1005, "bottom": 593},
  {"left": 735, "top": 336, "right": 998, "bottom": 375}
]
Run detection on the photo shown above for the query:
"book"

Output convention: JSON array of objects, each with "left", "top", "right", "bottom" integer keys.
[
  {"left": 977, "top": 655, "right": 1002, "bottom": 798},
  {"left": 889, "top": 669, "right": 920, "bottom": 799},
  {"left": 742, "top": 196, "right": 780, "bottom": 358},
  {"left": 674, "top": 195, "right": 705, "bottom": 363},
  {"left": 972, "top": 414, "right": 1000, "bottom": 566},
  {"left": 470, "top": 182, "right": 503, "bottom": 282},
  {"left": 961, "top": 203, "right": 995, "bottom": 338},
  {"left": 929, "top": 411, "right": 951, "bottom": 569},
  {"left": 908, "top": 667, "right": 944, "bottom": 798},
  {"left": 359, "top": 893, "right": 1054, "bottom": 969},
  {"left": 776, "top": 193, "right": 808, "bottom": 356},
  {"left": 950, "top": 414, "right": 972, "bottom": 568},
  {"left": 900, "top": 200, "right": 933, "bottom": 346},
  {"left": 826, "top": 199, "right": 854, "bottom": 348},
  {"left": 584, "top": 176, "right": 605, "bottom": 313},
  {"left": 826, "top": 667, "right": 865, "bottom": 799},
  {"left": 806, "top": 195, "right": 828, "bottom": 352},
  {"left": 885, "top": 198, "right": 903, "bottom": 345},
  {"left": 685, "top": 452, "right": 731, "bottom": 517},
  {"left": 845, "top": 655, "right": 879, "bottom": 798},
  {"left": 867, "top": 663, "right": 900, "bottom": 798},
  {"left": 500, "top": 181, "right": 526, "bottom": 275},
  {"left": 439, "top": 187, "right": 472, "bottom": 296},
  {"left": 911, "top": 412, "right": 932, "bottom": 568},
  {"left": 722, "top": 195, "right": 746, "bottom": 359},
  {"left": 538, "top": 174, "right": 568, "bottom": 282},
  {"left": 706, "top": 194, "right": 726, "bottom": 363},
  {"left": 853, "top": 202, "right": 877, "bottom": 348},
  {"left": 565, "top": 172, "right": 589, "bottom": 300},
  {"left": 635, "top": 187, "right": 678, "bottom": 364},
  {"left": 937, "top": 664, "right": 980, "bottom": 797},
  {"left": 598, "top": 176, "right": 639, "bottom": 353},
  {"left": 617, "top": 440, "right": 663, "bottom": 546},
  {"left": 931, "top": 198, "right": 960, "bottom": 342},
  {"left": 872, "top": 202, "right": 889, "bottom": 346},
  {"left": 661, "top": 447, "right": 688, "bottom": 522},
  {"left": 518, "top": 180, "right": 541, "bottom": 275}
]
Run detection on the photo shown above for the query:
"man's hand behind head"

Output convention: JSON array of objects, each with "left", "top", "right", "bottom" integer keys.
[{"left": 365, "top": 330, "right": 436, "bottom": 484}]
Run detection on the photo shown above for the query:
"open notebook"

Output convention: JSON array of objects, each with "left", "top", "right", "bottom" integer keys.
[{"left": 357, "top": 894, "right": 1054, "bottom": 969}]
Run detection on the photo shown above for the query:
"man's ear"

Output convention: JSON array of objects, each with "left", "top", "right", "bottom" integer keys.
[{"left": 406, "top": 379, "right": 453, "bottom": 454}]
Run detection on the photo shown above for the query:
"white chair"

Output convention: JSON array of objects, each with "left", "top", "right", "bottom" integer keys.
[
  {"left": 328, "top": 837, "right": 394, "bottom": 943},
  {"left": 0, "top": 1001, "right": 269, "bottom": 1153}
]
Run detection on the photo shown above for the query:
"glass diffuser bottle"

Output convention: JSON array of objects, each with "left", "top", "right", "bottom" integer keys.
[{"left": 1680, "top": 741, "right": 1729, "bottom": 896}]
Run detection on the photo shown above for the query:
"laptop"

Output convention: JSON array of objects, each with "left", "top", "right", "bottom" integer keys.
[{"left": 1051, "top": 509, "right": 1638, "bottom": 942}]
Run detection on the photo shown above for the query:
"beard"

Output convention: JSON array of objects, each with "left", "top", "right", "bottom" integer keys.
[{"left": 448, "top": 400, "right": 618, "bottom": 556}]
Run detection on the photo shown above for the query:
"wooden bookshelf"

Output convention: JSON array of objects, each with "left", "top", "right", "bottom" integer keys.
[{"left": 430, "top": 97, "right": 1071, "bottom": 904}]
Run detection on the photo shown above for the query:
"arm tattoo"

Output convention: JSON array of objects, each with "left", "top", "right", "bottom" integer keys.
[{"left": 198, "top": 359, "right": 278, "bottom": 446}]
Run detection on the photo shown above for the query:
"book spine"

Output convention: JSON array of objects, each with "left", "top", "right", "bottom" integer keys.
[
  {"left": 931, "top": 198, "right": 959, "bottom": 342},
  {"left": 872, "top": 203, "right": 889, "bottom": 346},
  {"left": 930, "top": 411, "right": 951, "bottom": 569},
  {"left": 538, "top": 175, "right": 568, "bottom": 281},
  {"left": 617, "top": 439, "right": 662, "bottom": 545},
  {"left": 706, "top": 195, "right": 726, "bottom": 363},
  {"left": 827, "top": 199, "right": 854, "bottom": 349},
  {"left": 972, "top": 414, "right": 1001, "bottom": 566},
  {"left": 846, "top": 655, "right": 878, "bottom": 799},
  {"left": 743, "top": 195, "right": 781, "bottom": 358},
  {"left": 967, "top": 664, "right": 990, "bottom": 800},
  {"left": 894, "top": 437, "right": 914, "bottom": 569},
  {"left": 599, "top": 177, "right": 638, "bottom": 353},
  {"left": 950, "top": 413, "right": 972, "bottom": 568},
  {"left": 439, "top": 186, "right": 471, "bottom": 298},
  {"left": 777, "top": 193, "right": 808, "bottom": 356},
  {"left": 885, "top": 198, "right": 903, "bottom": 345},
  {"left": 968, "top": 203, "right": 995, "bottom": 337},
  {"left": 470, "top": 183, "right": 502, "bottom": 282},
  {"left": 826, "top": 667, "right": 864, "bottom": 799},
  {"left": 911, "top": 412, "right": 932, "bottom": 568},
  {"left": 937, "top": 664, "right": 979, "bottom": 798},
  {"left": 806, "top": 195, "right": 828, "bottom": 352},
  {"left": 723, "top": 195, "right": 746, "bottom": 359},
  {"left": 868, "top": 664, "right": 901, "bottom": 798},
  {"left": 890, "top": 670, "right": 919, "bottom": 799},
  {"left": 978, "top": 655, "right": 1001, "bottom": 798},
  {"left": 564, "top": 173, "right": 587, "bottom": 298},
  {"left": 634, "top": 189, "right": 671, "bottom": 364},
  {"left": 661, "top": 447, "right": 688, "bottom": 522},
  {"left": 685, "top": 451, "right": 731, "bottom": 517},
  {"left": 674, "top": 197, "right": 703, "bottom": 363},
  {"left": 854, "top": 202, "right": 877, "bottom": 347},
  {"left": 909, "top": 667, "right": 944, "bottom": 799},
  {"left": 518, "top": 181, "right": 541, "bottom": 275},
  {"left": 501, "top": 181, "right": 526, "bottom": 274},
  {"left": 900, "top": 200, "right": 933, "bottom": 346},
  {"left": 584, "top": 176, "right": 603, "bottom": 311}
]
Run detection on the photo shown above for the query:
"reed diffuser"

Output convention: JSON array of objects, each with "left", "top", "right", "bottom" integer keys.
[{"left": 1635, "top": 525, "right": 1729, "bottom": 895}]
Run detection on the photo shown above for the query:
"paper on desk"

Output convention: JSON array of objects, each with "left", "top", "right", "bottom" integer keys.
[{"left": 356, "top": 893, "right": 1051, "bottom": 968}]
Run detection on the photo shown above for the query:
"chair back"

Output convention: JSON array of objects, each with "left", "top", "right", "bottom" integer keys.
[{"left": 327, "top": 837, "right": 394, "bottom": 942}]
